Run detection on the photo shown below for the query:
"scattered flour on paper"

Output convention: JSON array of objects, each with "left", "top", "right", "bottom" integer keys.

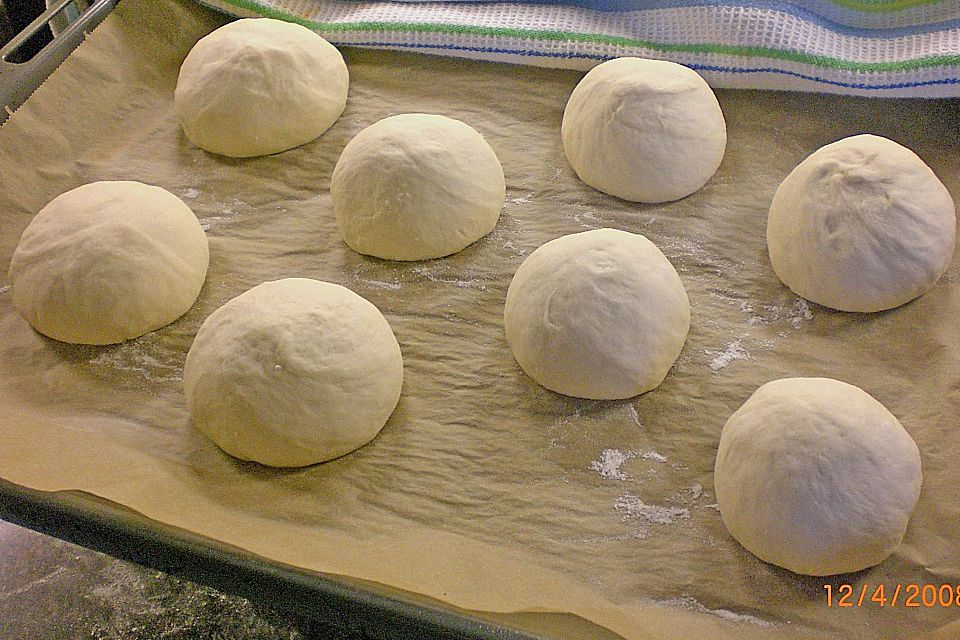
[
  {"left": 89, "top": 338, "right": 182, "bottom": 385},
  {"left": 614, "top": 494, "right": 690, "bottom": 526},
  {"left": 501, "top": 240, "right": 529, "bottom": 256},
  {"left": 200, "top": 199, "right": 246, "bottom": 231},
  {"left": 657, "top": 596, "right": 774, "bottom": 628},
  {"left": 568, "top": 205, "right": 600, "bottom": 228},
  {"left": 0, "top": 285, "right": 9, "bottom": 295},
  {"left": 413, "top": 266, "right": 488, "bottom": 291},
  {"left": 705, "top": 338, "right": 751, "bottom": 372},
  {"left": 627, "top": 404, "right": 642, "bottom": 427},
  {"left": 740, "top": 297, "right": 813, "bottom": 329},
  {"left": 590, "top": 449, "right": 668, "bottom": 481},
  {"left": 590, "top": 449, "right": 635, "bottom": 481},
  {"left": 352, "top": 266, "right": 401, "bottom": 291},
  {"left": 180, "top": 187, "right": 200, "bottom": 199}
]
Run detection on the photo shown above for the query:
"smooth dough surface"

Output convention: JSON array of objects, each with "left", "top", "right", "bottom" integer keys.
[
  {"left": 331, "top": 113, "right": 505, "bottom": 261},
  {"left": 714, "top": 377, "right": 922, "bottom": 576},
  {"left": 183, "top": 278, "right": 403, "bottom": 468},
  {"left": 175, "top": 18, "right": 348, "bottom": 158},
  {"left": 767, "top": 134, "right": 956, "bottom": 312},
  {"left": 9, "top": 181, "right": 209, "bottom": 345},
  {"left": 504, "top": 228, "right": 689, "bottom": 400},
  {"left": 561, "top": 57, "right": 726, "bottom": 203}
]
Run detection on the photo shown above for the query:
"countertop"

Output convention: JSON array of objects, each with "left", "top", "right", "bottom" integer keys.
[{"left": 0, "top": 519, "right": 352, "bottom": 639}]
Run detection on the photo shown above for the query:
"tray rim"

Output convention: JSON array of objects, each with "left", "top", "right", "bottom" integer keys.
[{"left": 0, "top": 476, "right": 550, "bottom": 640}]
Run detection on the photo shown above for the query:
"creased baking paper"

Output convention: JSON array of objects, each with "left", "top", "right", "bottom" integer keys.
[{"left": 1, "top": 1, "right": 958, "bottom": 637}]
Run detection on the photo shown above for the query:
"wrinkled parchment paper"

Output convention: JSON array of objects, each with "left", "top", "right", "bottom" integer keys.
[{"left": 1, "top": 1, "right": 959, "bottom": 637}]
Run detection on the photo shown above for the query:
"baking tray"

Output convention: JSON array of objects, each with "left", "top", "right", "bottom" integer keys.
[
  {"left": 0, "top": 479, "right": 547, "bottom": 639},
  {"left": 1, "top": 0, "right": 959, "bottom": 638}
]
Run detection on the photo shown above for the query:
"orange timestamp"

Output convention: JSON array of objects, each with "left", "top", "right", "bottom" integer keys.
[{"left": 824, "top": 583, "right": 960, "bottom": 608}]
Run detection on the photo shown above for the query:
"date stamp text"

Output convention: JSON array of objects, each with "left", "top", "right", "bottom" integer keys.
[{"left": 824, "top": 584, "right": 960, "bottom": 608}]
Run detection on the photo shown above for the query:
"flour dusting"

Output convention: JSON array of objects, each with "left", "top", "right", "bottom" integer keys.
[
  {"left": 180, "top": 187, "right": 200, "bottom": 199},
  {"left": 413, "top": 266, "right": 487, "bottom": 291},
  {"left": 658, "top": 596, "right": 773, "bottom": 628},
  {"left": 787, "top": 297, "right": 814, "bottom": 328},
  {"left": 740, "top": 296, "right": 813, "bottom": 328},
  {"left": 706, "top": 338, "right": 750, "bottom": 372},
  {"left": 590, "top": 447, "right": 666, "bottom": 481},
  {"left": 638, "top": 450, "right": 667, "bottom": 463},
  {"left": 590, "top": 449, "right": 634, "bottom": 481},
  {"left": 89, "top": 339, "right": 182, "bottom": 384},
  {"left": 353, "top": 267, "right": 401, "bottom": 291},
  {"left": 0, "top": 285, "right": 9, "bottom": 295},
  {"left": 627, "top": 404, "right": 642, "bottom": 427},
  {"left": 614, "top": 494, "right": 689, "bottom": 525}
]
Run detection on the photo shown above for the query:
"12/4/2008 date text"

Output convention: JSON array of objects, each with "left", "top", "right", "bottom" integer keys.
[{"left": 825, "top": 584, "right": 960, "bottom": 608}]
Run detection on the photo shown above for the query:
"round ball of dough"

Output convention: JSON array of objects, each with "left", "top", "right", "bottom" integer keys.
[
  {"left": 9, "top": 181, "right": 209, "bottom": 345},
  {"left": 767, "top": 134, "right": 956, "bottom": 312},
  {"left": 504, "top": 228, "right": 689, "bottom": 400},
  {"left": 183, "top": 278, "right": 403, "bottom": 467},
  {"left": 561, "top": 57, "right": 726, "bottom": 203},
  {"left": 331, "top": 113, "right": 505, "bottom": 261},
  {"left": 714, "top": 377, "right": 922, "bottom": 576},
  {"left": 175, "top": 18, "right": 349, "bottom": 158}
]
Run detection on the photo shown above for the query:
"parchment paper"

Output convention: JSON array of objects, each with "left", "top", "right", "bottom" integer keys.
[{"left": 1, "top": 1, "right": 959, "bottom": 637}]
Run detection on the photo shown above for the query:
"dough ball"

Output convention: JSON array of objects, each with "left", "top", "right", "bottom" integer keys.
[
  {"left": 714, "top": 377, "right": 922, "bottom": 576},
  {"left": 175, "top": 18, "right": 349, "bottom": 158},
  {"left": 9, "top": 181, "right": 209, "bottom": 345},
  {"left": 767, "top": 134, "right": 956, "bottom": 312},
  {"left": 504, "top": 228, "right": 689, "bottom": 400},
  {"left": 331, "top": 113, "right": 505, "bottom": 261},
  {"left": 183, "top": 278, "right": 403, "bottom": 467},
  {"left": 561, "top": 57, "right": 726, "bottom": 203}
]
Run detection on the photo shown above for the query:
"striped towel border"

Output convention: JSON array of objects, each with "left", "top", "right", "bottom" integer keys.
[{"left": 198, "top": 0, "right": 960, "bottom": 96}]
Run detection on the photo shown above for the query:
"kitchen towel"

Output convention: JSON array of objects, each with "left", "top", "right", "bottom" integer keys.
[{"left": 197, "top": 0, "right": 960, "bottom": 96}]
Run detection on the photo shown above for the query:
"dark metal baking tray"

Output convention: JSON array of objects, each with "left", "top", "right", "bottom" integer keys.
[{"left": 0, "top": 478, "right": 546, "bottom": 639}]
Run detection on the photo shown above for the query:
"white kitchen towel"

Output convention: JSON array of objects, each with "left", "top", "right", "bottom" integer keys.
[{"left": 197, "top": 0, "right": 960, "bottom": 97}]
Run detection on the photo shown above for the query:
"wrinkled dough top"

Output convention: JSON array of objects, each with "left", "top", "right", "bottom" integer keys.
[{"left": 767, "top": 134, "right": 956, "bottom": 312}]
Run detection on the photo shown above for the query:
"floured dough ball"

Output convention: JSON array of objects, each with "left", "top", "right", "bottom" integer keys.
[
  {"left": 767, "top": 134, "right": 956, "bottom": 312},
  {"left": 183, "top": 278, "right": 403, "bottom": 467},
  {"left": 561, "top": 57, "right": 726, "bottom": 203},
  {"left": 9, "top": 181, "right": 209, "bottom": 345},
  {"left": 504, "top": 228, "right": 689, "bottom": 400},
  {"left": 331, "top": 113, "right": 505, "bottom": 261},
  {"left": 715, "top": 377, "right": 922, "bottom": 576},
  {"left": 175, "top": 18, "right": 349, "bottom": 158}
]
